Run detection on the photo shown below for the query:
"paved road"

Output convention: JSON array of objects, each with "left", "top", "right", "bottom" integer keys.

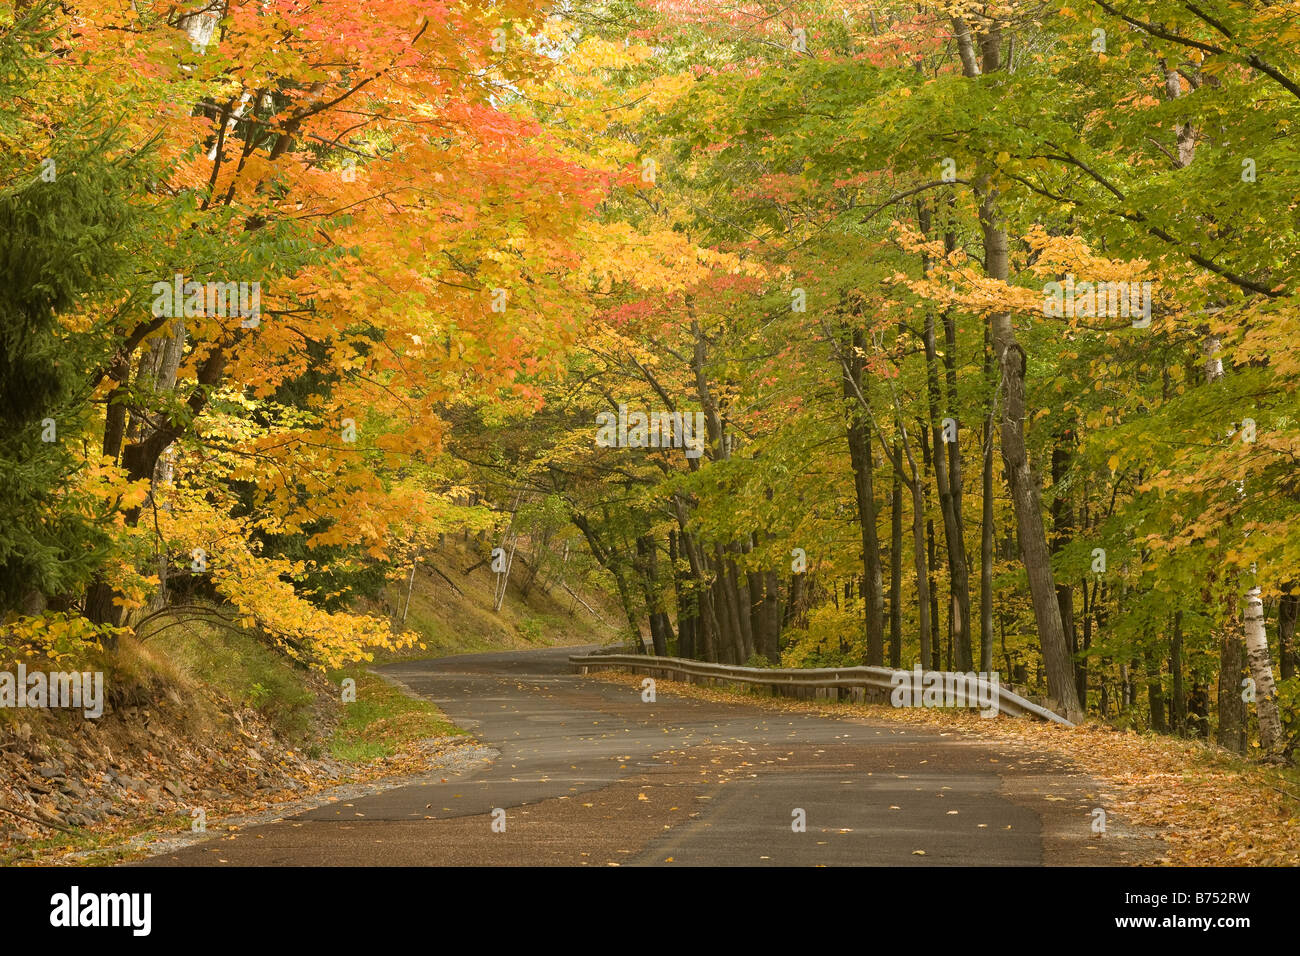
[{"left": 142, "top": 646, "right": 1151, "bottom": 866}]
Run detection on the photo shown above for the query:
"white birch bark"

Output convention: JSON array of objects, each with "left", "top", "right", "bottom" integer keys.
[{"left": 1243, "top": 588, "right": 1284, "bottom": 754}]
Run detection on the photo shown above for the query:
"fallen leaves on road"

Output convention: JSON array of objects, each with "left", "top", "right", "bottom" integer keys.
[{"left": 589, "top": 671, "right": 1300, "bottom": 866}]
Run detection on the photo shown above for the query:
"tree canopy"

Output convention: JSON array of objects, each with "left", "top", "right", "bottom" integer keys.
[{"left": 2, "top": 0, "right": 1298, "bottom": 755}]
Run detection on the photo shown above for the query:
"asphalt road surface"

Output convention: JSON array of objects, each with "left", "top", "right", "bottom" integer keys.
[{"left": 142, "top": 646, "right": 1152, "bottom": 866}]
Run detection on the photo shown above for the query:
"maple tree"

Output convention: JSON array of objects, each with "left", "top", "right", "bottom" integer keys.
[{"left": 2, "top": 0, "right": 613, "bottom": 667}]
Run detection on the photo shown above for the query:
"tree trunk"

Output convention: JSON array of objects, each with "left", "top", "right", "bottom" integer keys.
[
  {"left": 981, "top": 211, "right": 1083, "bottom": 720},
  {"left": 635, "top": 535, "right": 671, "bottom": 657},
  {"left": 710, "top": 547, "right": 745, "bottom": 665},
  {"left": 1242, "top": 587, "right": 1283, "bottom": 754},
  {"left": 1170, "top": 610, "right": 1187, "bottom": 734},
  {"left": 918, "top": 206, "right": 973, "bottom": 671},
  {"left": 670, "top": 531, "right": 695, "bottom": 659},
  {"left": 731, "top": 554, "right": 755, "bottom": 662},
  {"left": 1216, "top": 624, "right": 1248, "bottom": 753},
  {"left": 785, "top": 571, "right": 807, "bottom": 633},
  {"left": 1145, "top": 647, "right": 1168, "bottom": 734},
  {"left": 1188, "top": 681, "right": 1210, "bottom": 739},
  {"left": 670, "top": 506, "right": 718, "bottom": 662},
  {"left": 1051, "top": 431, "right": 1082, "bottom": 707},
  {"left": 889, "top": 461, "right": 904, "bottom": 669},
  {"left": 762, "top": 569, "right": 782, "bottom": 663},
  {"left": 952, "top": 20, "right": 1082, "bottom": 721},
  {"left": 746, "top": 566, "right": 766, "bottom": 658},
  {"left": 842, "top": 327, "right": 887, "bottom": 666},
  {"left": 979, "top": 339, "right": 995, "bottom": 673},
  {"left": 1279, "top": 591, "right": 1298, "bottom": 680},
  {"left": 926, "top": 501, "right": 941, "bottom": 671},
  {"left": 905, "top": 452, "right": 932, "bottom": 670}
]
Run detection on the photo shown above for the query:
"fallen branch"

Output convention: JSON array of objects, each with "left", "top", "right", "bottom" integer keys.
[
  {"left": 0, "top": 802, "right": 77, "bottom": 834},
  {"left": 1264, "top": 783, "right": 1300, "bottom": 803},
  {"left": 560, "top": 581, "right": 612, "bottom": 628},
  {"left": 427, "top": 564, "right": 465, "bottom": 596}
]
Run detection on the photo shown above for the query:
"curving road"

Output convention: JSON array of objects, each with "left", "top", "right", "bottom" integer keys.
[{"left": 141, "top": 645, "right": 1153, "bottom": 866}]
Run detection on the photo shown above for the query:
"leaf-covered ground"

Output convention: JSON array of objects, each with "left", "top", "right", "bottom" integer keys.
[{"left": 0, "top": 669, "right": 473, "bottom": 866}]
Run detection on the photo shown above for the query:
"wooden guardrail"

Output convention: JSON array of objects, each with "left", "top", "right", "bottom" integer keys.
[{"left": 570, "top": 652, "right": 1073, "bottom": 726}]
